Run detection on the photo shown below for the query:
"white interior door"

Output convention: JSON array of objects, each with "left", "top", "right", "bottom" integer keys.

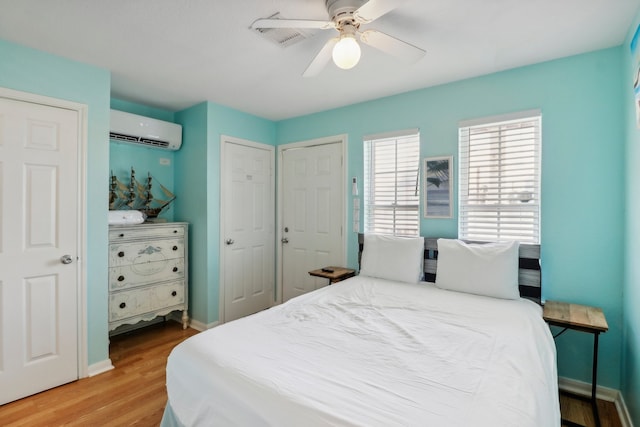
[
  {"left": 0, "top": 96, "right": 80, "bottom": 404},
  {"left": 281, "top": 141, "right": 344, "bottom": 302},
  {"left": 221, "top": 138, "right": 275, "bottom": 323}
]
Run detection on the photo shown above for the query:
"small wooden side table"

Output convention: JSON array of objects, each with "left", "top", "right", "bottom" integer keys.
[
  {"left": 308, "top": 266, "right": 355, "bottom": 284},
  {"left": 543, "top": 300, "right": 608, "bottom": 427}
]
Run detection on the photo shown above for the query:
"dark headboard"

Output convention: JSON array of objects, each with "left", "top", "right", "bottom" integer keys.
[{"left": 357, "top": 234, "right": 542, "bottom": 304}]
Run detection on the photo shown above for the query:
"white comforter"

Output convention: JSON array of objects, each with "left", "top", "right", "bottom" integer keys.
[{"left": 166, "top": 276, "right": 559, "bottom": 426}]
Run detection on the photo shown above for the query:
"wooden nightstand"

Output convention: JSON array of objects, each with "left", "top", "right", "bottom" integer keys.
[
  {"left": 543, "top": 300, "right": 608, "bottom": 427},
  {"left": 308, "top": 266, "right": 356, "bottom": 284}
]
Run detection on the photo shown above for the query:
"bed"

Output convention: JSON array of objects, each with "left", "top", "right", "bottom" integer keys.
[{"left": 162, "top": 234, "right": 560, "bottom": 427}]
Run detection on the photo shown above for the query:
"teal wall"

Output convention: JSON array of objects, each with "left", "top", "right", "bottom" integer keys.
[
  {"left": 174, "top": 102, "right": 276, "bottom": 325},
  {"left": 109, "top": 99, "right": 178, "bottom": 221},
  {"left": 277, "top": 48, "right": 626, "bottom": 390},
  {"left": 623, "top": 10, "right": 640, "bottom": 425},
  {"left": 111, "top": 98, "right": 175, "bottom": 122},
  {"left": 0, "top": 39, "right": 111, "bottom": 366},
  {"left": 174, "top": 102, "right": 209, "bottom": 324}
]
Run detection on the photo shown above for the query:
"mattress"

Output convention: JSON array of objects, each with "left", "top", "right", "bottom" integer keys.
[{"left": 165, "top": 276, "right": 559, "bottom": 426}]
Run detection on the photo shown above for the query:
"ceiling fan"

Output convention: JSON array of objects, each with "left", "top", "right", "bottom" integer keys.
[{"left": 251, "top": 0, "right": 425, "bottom": 77}]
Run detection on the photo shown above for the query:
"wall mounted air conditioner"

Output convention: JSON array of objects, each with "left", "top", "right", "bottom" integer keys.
[{"left": 109, "top": 109, "right": 182, "bottom": 150}]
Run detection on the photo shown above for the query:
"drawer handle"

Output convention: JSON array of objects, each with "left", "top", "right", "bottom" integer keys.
[
  {"left": 173, "top": 230, "right": 178, "bottom": 233},
  {"left": 119, "top": 302, "right": 126, "bottom": 309},
  {"left": 119, "top": 233, "right": 124, "bottom": 237},
  {"left": 118, "top": 275, "right": 125, "bottom": 282},
  {"left": 172, "top": 246, "right": 178, "bottom": 251},
  {"left": 171, "top": 291, "right": 177, "bottom": 297},
  {"left": 173, "top": 267, "right": 178, "bottom": 272},
  {"left": 118, "top": 251, "right": 125, "bottom": 257}
]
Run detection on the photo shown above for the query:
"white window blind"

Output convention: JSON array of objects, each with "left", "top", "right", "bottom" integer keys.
[
  {"left": 364, "top": 130, "right": 420, "bottom": 237},
  {"left": 459, "top": 113, "right": 541, "bottom": 244}
]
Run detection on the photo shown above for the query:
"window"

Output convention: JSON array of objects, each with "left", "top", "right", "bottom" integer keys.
[
  {"left": 458, "top": 111, "right": 541, "bottom": 244},
  {"left": 364, "top": 129, "right": 420, "bottom": 237}
]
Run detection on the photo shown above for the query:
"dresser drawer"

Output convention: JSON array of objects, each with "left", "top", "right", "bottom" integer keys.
[
  {"left": 108, "top": 258, "right": 185, "bottom": 291},
  {"left": 109, "top": 238, "right": 184, "bottom": 267},
  {"left": 109, "top": 224, "right": 185, "bottom": 241},
  {"left": 109, "top": 281, "right": 185, "bottom": 322},
  {"left": 150, "top": 281, "right": 186, "bottom": 309}
]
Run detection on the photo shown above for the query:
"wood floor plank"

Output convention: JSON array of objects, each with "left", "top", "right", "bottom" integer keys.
[
  {"left": 560, "top": 393, "right": 623, "bottom": 427},
  {"left": 0, "top": 321, "right": 624, "bottom": 426}
]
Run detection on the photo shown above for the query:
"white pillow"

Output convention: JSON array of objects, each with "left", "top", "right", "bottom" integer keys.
[
  {"left": 435, "top": 239, "right": 520, "bottom": 299},
  {"left": 360, "top": 234, "right": 424, "bottom": 284}
]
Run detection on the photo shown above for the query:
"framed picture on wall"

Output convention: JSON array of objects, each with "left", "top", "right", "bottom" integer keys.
[{"left": 424, "top": 156, "right": 453, "bottom": 218}]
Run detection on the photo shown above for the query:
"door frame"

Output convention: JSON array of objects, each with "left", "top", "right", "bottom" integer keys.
[
  {"left": 276, "top": 134, "right": 347, "bottom": 305},
  {"left": 219, "top": 135, "right": 275, "bottom": 324},
  {"left": 0, "top": 87, "right": 88, "bottom": 378}
]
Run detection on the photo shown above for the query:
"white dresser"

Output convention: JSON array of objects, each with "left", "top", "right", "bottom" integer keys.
[{"left": 108, "top": 222, "right": 188, "bottom": 332}]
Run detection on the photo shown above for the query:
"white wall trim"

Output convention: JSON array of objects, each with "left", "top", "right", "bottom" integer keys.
[
  {"left": 0, "top": 87, "right": 89, "bottom": 380},
  {"left": 87, "top": 359, "right": 114, "bottom": 377},
  {"left": 559, "top": 377, "right": 634, "bottom": 427},
  {"left": 77, "top": 103, "right": 89, "bottom": 379},
  {"left": 458, "top": 109, "right": 542, "bottom": 128},
  {"left": 363, "top": 128, "right": 419, "bottom": 141},
  {"left": 188, "top": 318, "right": 219, "bottom": 331},
  {"left": 188, "top": 319, "right": 207, "bottom": 331}
]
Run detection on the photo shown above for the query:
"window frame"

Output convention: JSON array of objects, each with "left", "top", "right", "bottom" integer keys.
[
  {"left": 458, "top": 110, "right": 542, "bottom": 244},
  {"left": 363, "top": 129, "right": 421, "bottom": 237}
]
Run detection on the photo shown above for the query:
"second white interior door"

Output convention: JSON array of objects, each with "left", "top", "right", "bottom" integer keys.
[
  {"left": 281, "top": 140, "right": 344, "bottom": 302},
  {"left": 222, "top": 138, "right": 275, "bottom": 322}
]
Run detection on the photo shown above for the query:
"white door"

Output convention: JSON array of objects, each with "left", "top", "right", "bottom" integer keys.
[
  {"left": 0, "top": 96, "right": 80, "bottom": 404},
  {"left": 221, "top": 138, "right": 275, "bottom": 322},
  {"left": 281, "top": 141, "right": 344, "bottom": 302}
]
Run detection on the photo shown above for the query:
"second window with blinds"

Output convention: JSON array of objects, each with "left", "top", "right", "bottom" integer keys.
[
  {"left": 363, "top": 129, "right": 420, "bottom": 237},
  {"left": 458, "top": 111, "right": 542, "bottom": 244}
]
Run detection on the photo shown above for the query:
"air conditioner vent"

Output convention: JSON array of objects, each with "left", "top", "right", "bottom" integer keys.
[
  {"left": 110, "top": 132, "right": 171, "bottom": 148},
  {"left": 252, "top": 13, "right": 315, "bottom": 47},
  {"left": 109, "top": 110, "right": 182, "bottom": 150},
  {"left": 139, "top": 138, "right": 170, "bottom": 148},
  {"left": 109, "top": 132, "right": 138, "bottom": 143}
]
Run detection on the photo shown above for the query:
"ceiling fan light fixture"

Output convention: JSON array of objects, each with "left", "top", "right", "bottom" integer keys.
[
  {"left": 252, "top": 0, "right": 425, "bottom": 76},
  {"left": 332, "top": 33, "right": 361, "bottom": 70}
]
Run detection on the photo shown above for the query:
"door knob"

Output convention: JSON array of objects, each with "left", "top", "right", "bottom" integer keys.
[
  {"left": 281, "top": 237, "right": 289, "bottom": 244},
  {"left": 225, "top": 239, "right": 235, "bottom": 245},
  {"left": 60, "top": 255, "right": 73, "bottom": 264}
]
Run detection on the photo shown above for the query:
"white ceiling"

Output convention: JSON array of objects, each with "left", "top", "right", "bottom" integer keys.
[{"left": 0, "top": 0, "right": 638, "bottom": 121}]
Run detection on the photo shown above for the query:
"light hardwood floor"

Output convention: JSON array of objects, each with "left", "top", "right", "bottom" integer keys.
[
  {"left": 0, "top": 321, "right": 197, "bottom": 426},
  {"left": 0, "top": 321, "right": 623, "bottom": 427},
  {"left": 560, "top": 392, "right": 622, "bottom": 427}
]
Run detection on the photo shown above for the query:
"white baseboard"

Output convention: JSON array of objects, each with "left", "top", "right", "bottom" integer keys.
[
  {"left": 559, "top": 377, "right": 634, "bottom": 427},
  {"left": 87, "top": 359, "right": 114, "bottom": 377},
  {"left": 188, "top": 319, "right": 219, "bottom": 331},
  {"left": 166, "top": 312, "right": 221, "bottom": 331}
]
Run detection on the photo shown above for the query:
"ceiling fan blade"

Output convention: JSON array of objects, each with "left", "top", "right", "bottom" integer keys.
[
  {"left": 251, "top": 18, "right": 335, "bottom": 30},
  {"left": 303, "top": 37, "right": 339, "bottom": 77},
  {"left": 359, "top": 29, "right": 425, "bottom": 63},
  {"left": 354, "top": 0, "right": 408, "bottom": 23}
]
